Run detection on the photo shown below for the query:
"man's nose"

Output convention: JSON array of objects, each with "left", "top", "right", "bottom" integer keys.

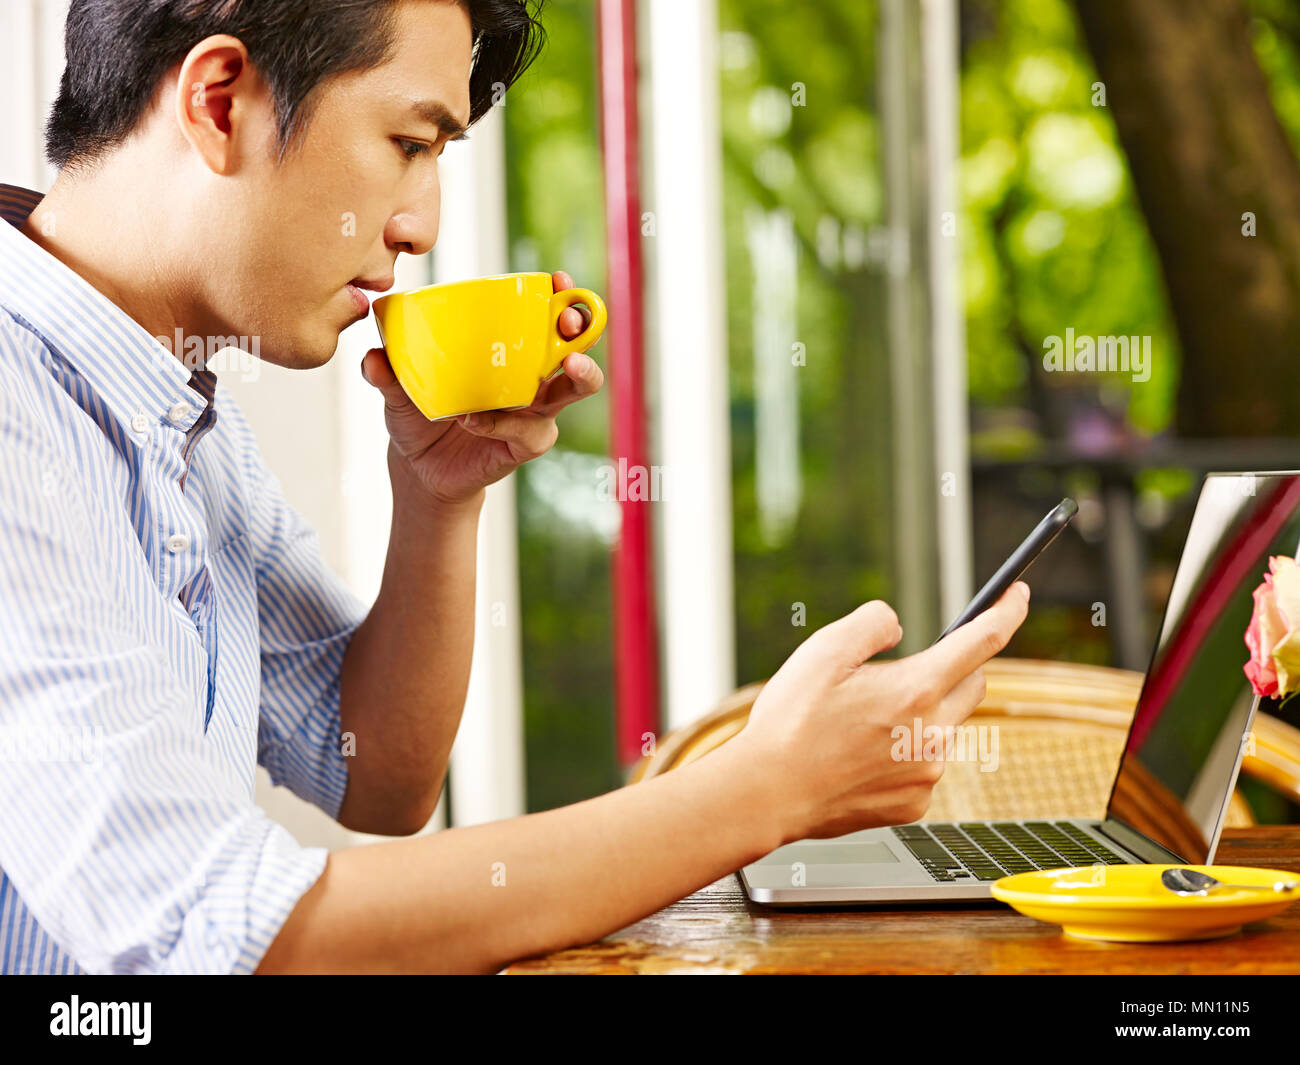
[{"left": 386, "top": 187, "right": 440, "bottom": 257}]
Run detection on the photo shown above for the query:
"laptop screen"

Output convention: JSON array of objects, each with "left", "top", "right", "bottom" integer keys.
[{"left": 1104, "top": 472, "right": 1300, "bottom": 862}]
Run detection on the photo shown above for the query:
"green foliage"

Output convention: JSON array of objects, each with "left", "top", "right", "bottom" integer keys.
[
  {"left": 1250, "top": 0, "right": 1300, "bottom": 156},
  {"left": 719, "top": 0, "right": 897, "bottom": 687},
  {"left": 964, "top": 0, "right": 1300, "bottom": 679},
  {"left": 960, "top": 0, "right": 1180, "bottom": 437}
]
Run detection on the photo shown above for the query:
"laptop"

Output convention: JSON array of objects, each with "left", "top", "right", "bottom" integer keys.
[{"left": 739, "top": 471, "right": 1300, "bottom": 905}]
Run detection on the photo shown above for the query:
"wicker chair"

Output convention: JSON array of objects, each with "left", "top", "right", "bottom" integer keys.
[{"left": 628, "top": 658, "right": 1300, "bottom": 828}]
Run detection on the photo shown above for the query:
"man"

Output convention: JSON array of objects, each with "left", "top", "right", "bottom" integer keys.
[{"left": 0, "top": 0, "right": 1027, "bottom": 974}]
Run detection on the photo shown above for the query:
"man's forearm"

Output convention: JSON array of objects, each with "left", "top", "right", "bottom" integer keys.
[
  {"left": 336, "top": 444, "right": 483, "bottom": 835},
  {"left": 256, "top": 736, "right": 789, "bottom": 974}
]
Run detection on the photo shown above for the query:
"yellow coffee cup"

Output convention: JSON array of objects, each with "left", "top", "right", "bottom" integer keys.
[{"left": 372, "top": 272, "right": 607, "bottom": 422}]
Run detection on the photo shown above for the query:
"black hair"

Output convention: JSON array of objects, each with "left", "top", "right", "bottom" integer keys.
[{"left": 45, "top": 0, "right": 545, "bottom": 170}]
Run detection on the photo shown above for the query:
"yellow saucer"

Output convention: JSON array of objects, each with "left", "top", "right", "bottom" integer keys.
[{"left": 990, "top": 864, "right": 1300, "bottom": 942}]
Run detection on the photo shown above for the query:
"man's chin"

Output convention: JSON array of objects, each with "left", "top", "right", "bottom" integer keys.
[{"left": 255, "top": 330, "right": 344, "bottom": 372}]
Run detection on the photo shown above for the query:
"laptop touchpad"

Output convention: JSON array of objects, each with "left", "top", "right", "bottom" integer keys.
[{"left": 777, "top": 842, "right": 899, "bottom": 864}]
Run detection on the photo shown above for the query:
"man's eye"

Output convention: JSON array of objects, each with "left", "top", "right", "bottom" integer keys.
[{"left": 396, "top": 138, "right": 432, "bottom": 160}]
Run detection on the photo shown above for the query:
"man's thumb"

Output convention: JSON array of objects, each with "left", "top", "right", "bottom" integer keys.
[
  {"left": 360, "top": 348, "right": 388, "bottom": 387},
  {"left": 360, "top": 348, "right": 414, "bottom": 410}
]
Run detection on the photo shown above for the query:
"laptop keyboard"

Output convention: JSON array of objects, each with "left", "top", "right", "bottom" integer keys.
[{"left": 891, "top": 821, "right": 1130, "bottom": 882}]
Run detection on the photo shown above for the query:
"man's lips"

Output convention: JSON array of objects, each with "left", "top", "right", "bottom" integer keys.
[
  {"left": 345, "top": 283, "right": 371, "bottom": 318},
  {"left": 343, "top": 276, "right": 394, "bottom": 320}
]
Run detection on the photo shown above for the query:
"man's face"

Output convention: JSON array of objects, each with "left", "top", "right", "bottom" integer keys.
[{"left": 195, "top": 0, "right": 473, "bottom": 369}]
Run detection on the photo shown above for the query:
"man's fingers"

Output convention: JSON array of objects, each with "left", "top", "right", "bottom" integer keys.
[
  {"left": 809, "top": 600, "right": 904, "bottom": 670},
  {"left": 551, "top": 269, "right": 595, "bottom": 339},
  {"left": 558, "top": 305, "right": 588, "bottom": 338},
  {"left": 459, "top": 409, "right": 559, "bottom": 459},
  {"left": 930, "top": 665, "right": 988, "bottom": 730},
  {"left": 529, "top": 353, "right": 604, "bottom": 415},
  {"left": 913, "top": 583, "right": 1030, "bottom": 696}
]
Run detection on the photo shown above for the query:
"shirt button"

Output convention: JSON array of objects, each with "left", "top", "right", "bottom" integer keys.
[
  {"left": 165, "top": 533, "right": 191, "bottom": 554},
  {"left": 130, "top": 411, "right": 151, "bottom": 434},
  {"left": 167, "top": 401, "right": 192, "bottom": 424}
]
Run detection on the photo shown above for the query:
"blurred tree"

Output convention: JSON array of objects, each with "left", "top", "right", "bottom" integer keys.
[
  {"left": 959, "top": 0, "right": 1180, "bottom": 443},
  {"left": 1074, "top": 0, "right": 1300, "bottom": 437}
]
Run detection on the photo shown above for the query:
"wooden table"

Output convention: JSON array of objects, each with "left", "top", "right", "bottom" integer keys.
[{"left": 507, "top": 826, "right": 1300, "bottom": 974}]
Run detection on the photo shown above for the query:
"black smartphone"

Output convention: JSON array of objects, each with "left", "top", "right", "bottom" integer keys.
[{"left": 936, "top": 497, "right": 1078, "bottom": 641}]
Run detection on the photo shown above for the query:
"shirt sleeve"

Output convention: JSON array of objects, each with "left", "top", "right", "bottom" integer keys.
[
  {"left": 0, "top": 378, "right": 328, "bottom": 974},
  {"left": 245, "top": 437, "right": 371, "bottom": 822}
]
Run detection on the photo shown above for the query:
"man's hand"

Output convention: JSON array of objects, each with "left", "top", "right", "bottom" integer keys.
[
  {"left": 359, "top": 269, "right": 605, "bottom": 507},
  {"left": 736, "top": 584, "right": 1031, "bottom": 844}
]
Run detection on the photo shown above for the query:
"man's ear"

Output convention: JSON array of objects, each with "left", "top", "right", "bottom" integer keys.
[{"left": 174, "top": 34, "right": 263, "bottom": 175}]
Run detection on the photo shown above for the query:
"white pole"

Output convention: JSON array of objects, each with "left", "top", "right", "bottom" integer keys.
[
  {"left": 880, "top": 0, "right": 934, "bottom": 649},
  {"left": 644, "top": 0, "right": 736, "bottom": 730},
  {"left": 922, "top": 0, "right": 973, "bottom": 621}
]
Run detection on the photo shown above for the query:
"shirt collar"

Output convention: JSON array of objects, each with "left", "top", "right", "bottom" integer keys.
[{"left": 0, "top": 183, "right": 217, "bottom": 437}]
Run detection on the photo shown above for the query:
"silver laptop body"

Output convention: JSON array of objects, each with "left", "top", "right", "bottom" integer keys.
[{"left": 740, "top": 472, "right": 1293, "bottom": 904}]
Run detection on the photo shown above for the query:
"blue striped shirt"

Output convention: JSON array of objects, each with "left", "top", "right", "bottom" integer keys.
[{"left": 0, "top": 183, "right": 370, "bottom": 973}]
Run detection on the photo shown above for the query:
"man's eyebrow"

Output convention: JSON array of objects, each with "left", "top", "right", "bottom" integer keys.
[{"left": 410, "top": 100, "right": 470, "bottom": 140}]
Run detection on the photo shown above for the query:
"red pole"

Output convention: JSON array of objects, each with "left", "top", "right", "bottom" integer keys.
[{"left": 597, "top": 0, "right": 661, "bottom": 766}]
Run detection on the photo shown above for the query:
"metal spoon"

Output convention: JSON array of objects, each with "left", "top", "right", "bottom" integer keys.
[{"left": 1161, "top": 867, "right": 1299, "bottom": 896}]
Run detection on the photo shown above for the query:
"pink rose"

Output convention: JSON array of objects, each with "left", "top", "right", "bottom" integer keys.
[{"left": 1244, "top": 555, "right": 1300, "bottom": 699}]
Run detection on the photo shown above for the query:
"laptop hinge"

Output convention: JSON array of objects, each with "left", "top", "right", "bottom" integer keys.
[{"left": 1097, "top": 819, "right": 1186, "bottom": 864}]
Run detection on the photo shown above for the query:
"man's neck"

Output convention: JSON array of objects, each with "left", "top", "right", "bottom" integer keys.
[{"left": 20, "top": 167, "right": 198, "bottom": 364}]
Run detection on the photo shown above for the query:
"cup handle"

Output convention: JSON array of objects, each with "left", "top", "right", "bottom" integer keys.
[{"left": 548, "top": 288, "right": 608, "bottom": 370}]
